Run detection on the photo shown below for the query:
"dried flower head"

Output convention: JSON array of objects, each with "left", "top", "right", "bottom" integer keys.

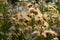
[{"left": 32, "top": 31, "right": 40, "bottom": 37}]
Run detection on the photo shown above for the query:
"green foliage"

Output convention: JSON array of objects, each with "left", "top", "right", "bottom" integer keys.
[
  {"left": 35, "top": 36, "right": 42, "bottom": 40},
  {"left": 35, "top": 0, "right": 39, "bottom": 3},
  {"left": 30, "top": 17, "right": 35, "bottom": 26},
  {"left": 0, "top": 2, "right": 12, "bottom": 40},
  {"left": 58, "top": 32, "right": 60, "bottom": 40},
  {"left": 55, "top": 2, "right": 60, "bottom": 14}
]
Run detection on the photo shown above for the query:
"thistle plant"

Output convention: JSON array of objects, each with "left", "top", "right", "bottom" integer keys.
[{"left": 0, "top": 0, "right": 60, "bottom": 40}]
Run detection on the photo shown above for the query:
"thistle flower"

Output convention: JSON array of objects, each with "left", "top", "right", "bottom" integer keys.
[
  {"left": 24, "top": 26, "right": 32, "bottom": 32},
  {"left": 19, "top": 18, "right": 24, "bottom": 22},
  {"left": 52, "top": 37, "right": 58, "bottom": 40},
  {"left": 23, "top": 23, "right": 28, "bottom": 28},
  {"left": 29, "top": 8, "right": 38, "bottom": 15},
  {"left": 39, "top": 25, "right": 45, "bottom": 31},
  {"left": 9, "top": 26, "right": 16, "bottom": 31},
  {"left": 43, "top": 21, "right": 49, "bottom": 28},
  {"left": 36, "top": 8, "right": 43, "bottom": 17},
  {"left": 42, "top": 32, "right": 47, "bottom": 38},
  {"left": 44, "top": 29, "right": 58, "bottom": 36},
  {"left": 43, "top": 13, "right": 50, "bottom": 21},
  {"left": 27, "top": 3, "right": 33, "bottom": 8},
  {"left": 32, "top": 31, "right": 40, "bottom": 37},
  {"left": 35, "top": 16, "right": 40, "bottom": 21},
  {"left": 24, "top": 18, "right": 31, "bottom": 24},
  {"left": 12, "top": 17, "right": 16, "bottom": 21},
  {"left": 34, "top": 26, "right": 38, "bottom": 30},
  {"left": 16, "top": 28, "right": 22, "bottom": 36},
  {"left": 27, "top": 13, "right": 34, "bottom": 18}
]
